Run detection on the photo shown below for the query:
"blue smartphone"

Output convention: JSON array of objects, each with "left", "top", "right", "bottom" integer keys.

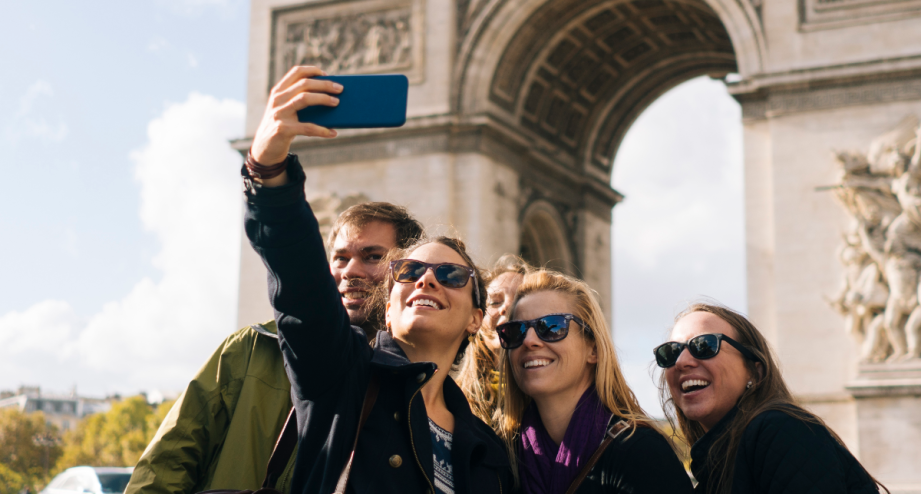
[{"left": 296, "top": 74, "right": 408, "bottom": 129}]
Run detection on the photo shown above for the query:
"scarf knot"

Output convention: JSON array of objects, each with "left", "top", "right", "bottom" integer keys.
[{"left": 519, "top": 387, "right": 613, "bottom": 494}]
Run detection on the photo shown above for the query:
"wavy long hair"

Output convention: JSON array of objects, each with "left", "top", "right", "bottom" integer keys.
[
  {"left": 496, "top": 269, "right": 658, "bottom": 478},
  {"left": 660, "top": 303, "right": 888, "bottom": 494},
  {"left": 457, "top": 254, "right": 532, "bottom": 424}
]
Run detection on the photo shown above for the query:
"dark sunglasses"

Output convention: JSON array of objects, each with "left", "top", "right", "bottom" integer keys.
[
  {"left": 389, "top": 259, "right": 480, "bottom": 307},
  {"left": 496, "top": 313, "right": 591, "bottom": 350},
  {"left": 653, "top": 333, "right": 762, "bottom": 368}
]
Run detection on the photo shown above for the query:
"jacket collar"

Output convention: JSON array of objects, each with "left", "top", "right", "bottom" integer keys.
[
  {"left": 371, "top": 331, "right": 510, "bottom": 469},
  {"left": 690, "top": 406, "right": 739, "bottom": 486}
]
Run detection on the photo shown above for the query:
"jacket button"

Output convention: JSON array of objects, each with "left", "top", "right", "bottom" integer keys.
[
  {"left": 416, "top": 372, "right": 426, "bottom": 383},
  {"left": 389, "top": 455, "right": 403, "bottom": 468},
  {"left": 393, "top": 411, "right": 400, "bottom": 421}
]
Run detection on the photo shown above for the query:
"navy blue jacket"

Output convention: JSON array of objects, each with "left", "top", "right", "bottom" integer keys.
[
  {"left": 691, "top": 407, "right": 879, "bottom": 493},
  {"left": 243, "top": 157, "right": 513, "bottom": 494}
]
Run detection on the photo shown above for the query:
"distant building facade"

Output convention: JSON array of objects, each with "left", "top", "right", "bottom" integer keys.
[{"left": 0, "top": 386, "right": 112, "bottom": 431}]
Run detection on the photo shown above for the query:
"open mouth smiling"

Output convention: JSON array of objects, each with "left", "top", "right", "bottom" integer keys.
[
  {"left": 408, "top": 296, "right": 443, "bottom": 310},
  {"left": 681, "top": 378, "right": 711, "bottom": 394},
  {"left": 523, "top": 358, "right": 553, "bottom": 369}
]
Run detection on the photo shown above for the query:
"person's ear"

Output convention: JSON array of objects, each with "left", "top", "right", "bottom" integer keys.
[
  {"left": 587, "top": 343, "right": 598, "bottom": 364},
  {"left": 755, "top": 361, "right": 765, "bottom": 381},
  {"left": 385, "top": 302, "right": 392, "bottom": 330},
  {"left": 467, "top": 308, "right": 484, "bottom": 334}
]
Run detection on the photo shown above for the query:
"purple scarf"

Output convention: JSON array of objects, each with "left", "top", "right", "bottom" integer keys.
[{"left": 519, "top": 387, "right": 613, "bottom": 494}]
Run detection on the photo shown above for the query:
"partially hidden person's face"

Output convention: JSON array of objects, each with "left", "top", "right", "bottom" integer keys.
[
  {"left": 665, "top": 312, "right": 753, "bottom": 431},
  {"left": 482, "top": 272, "right": 524, "bottom": 352},
  {"left": 509, "top": 290, "right": 596, "bottom": 403},
  {"left": 386, "top": 242, "right": 482, "bottom": 348},
  {"left": 330, "top": 221, "right": 397, "bottom": 326}
]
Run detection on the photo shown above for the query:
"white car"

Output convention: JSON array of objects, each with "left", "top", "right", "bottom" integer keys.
[{"left": 41, "top": 467, "right": 134, "bottom": 494}]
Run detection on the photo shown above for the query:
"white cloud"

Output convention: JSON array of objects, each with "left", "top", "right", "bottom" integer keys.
[
  {"left": 0, "top": 93, "right": 245, "bottom": 395},
  {"left": 611, "top": 76, "right": 746, "bottom": 417},
  {"left": 187, "top": 53, "right": 199, "bottom": 68}
]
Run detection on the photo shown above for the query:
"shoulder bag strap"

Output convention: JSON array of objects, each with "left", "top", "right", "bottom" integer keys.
[
  {"left": 564, "top": 420, "right": 630, "bottom": 494},
  {"left": 261, "top": 407, "right": 299, "bottom": 489},
  {"left": 333, "top": 373, "right": 381, "bottom": 494}
]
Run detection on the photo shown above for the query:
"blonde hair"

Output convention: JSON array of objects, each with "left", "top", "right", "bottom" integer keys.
[
  {"left": 495, "top": 269, "right": 658, "bottom": 476},
  {"left": 457, "top": 255, "right": 532, "bottom": 424}
]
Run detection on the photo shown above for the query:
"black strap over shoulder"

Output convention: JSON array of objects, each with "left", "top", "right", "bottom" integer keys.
[{"left": 564, "top": 420, "right": 630, "bottom": 494}]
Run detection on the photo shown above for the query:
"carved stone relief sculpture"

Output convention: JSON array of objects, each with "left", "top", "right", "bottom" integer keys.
[
  {"left": 272, "top": 0, "right": 424, "bottom": 87},
  {"left": 830, "top": 116, "right": 921, "bottom": 362}
]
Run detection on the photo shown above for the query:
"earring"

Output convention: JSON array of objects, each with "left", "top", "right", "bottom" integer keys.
[
  {"left": 468, "top": 333, "right": 476, "bottom": 343},
  {"left": 746, "top": 381, "right": 753, "bottom": 390}
]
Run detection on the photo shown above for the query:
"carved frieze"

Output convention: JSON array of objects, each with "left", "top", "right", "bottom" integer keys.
[
  {"left": 800, "top": 0, "right": 921, "bottom": 31},
  {"left": 829, "top": 115, "right": 921, "bottom": 363},
  {"left": 271, "top": 0, "right": 425, "bottom": 88}
]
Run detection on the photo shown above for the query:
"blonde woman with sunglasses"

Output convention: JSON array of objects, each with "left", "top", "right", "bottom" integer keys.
[{"left": 495, "top": 270, "right": 691, "bottom": 493}]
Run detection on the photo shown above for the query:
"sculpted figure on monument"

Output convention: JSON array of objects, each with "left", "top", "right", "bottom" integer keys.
[{"left": 832, "top": 116, "right": 921, "bottom": 362}]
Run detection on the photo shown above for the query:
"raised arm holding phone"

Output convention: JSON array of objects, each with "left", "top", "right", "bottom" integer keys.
[{"left": 244, "top": 66, "right": 512, "bottom": 494}]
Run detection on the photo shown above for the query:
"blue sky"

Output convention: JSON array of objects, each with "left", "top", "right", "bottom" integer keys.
[{"left": 0, "top": 1, "right": 746, "bottom": 416}]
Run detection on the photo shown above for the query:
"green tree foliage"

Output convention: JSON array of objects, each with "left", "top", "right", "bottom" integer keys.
[
  {"left": 56, "top": 396, "right": 173, "bottom": 471},
  {"left": 0, "top": 409, "right": 63, "bottom": 493}
]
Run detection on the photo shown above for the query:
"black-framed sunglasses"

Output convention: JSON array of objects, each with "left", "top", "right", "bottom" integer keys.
[
  {"left": 653, "top": 333, "right": 762, "bottom": 368},
  {"left": 389, "top": 259, "right": 480, "bottom": 308},
  {"left": 496, "top": 313, "right": 591, "bottom": 350}
]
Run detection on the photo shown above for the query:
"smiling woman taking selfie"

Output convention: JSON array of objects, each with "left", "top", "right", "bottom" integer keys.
[
  {"left": 495, "top": 270, "right": 692, "bottom": 494},
  {"left": 656, "top": 303, "right": 887, "bottom": 494},
  {"left": 242, "top": 65, "right": 512, "bottom": 494}
]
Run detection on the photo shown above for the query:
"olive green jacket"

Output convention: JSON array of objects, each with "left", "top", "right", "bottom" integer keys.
[{"left": 126, "top": 321, "right": 296, "bottom": 494}]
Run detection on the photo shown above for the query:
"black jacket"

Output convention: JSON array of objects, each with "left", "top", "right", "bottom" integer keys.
[
  {"left": 576, "top": 425, "right": 693, "bottom": 493},
  {"left": 690, "top": 407, "right": 879, "bottom": 494},
  {"left": 243, "top": 157, "right": 513, "bottom": 494}
]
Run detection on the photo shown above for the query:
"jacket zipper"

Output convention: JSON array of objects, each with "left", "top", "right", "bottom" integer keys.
[{"left": 407, "top": 384, "right": 436, "bottom": 493}]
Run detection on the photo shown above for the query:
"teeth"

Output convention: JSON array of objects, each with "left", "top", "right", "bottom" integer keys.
[
  {"left": 523, "top": 359, "right": 551, "bottom": 369},
  {"left": 682, "top": 379, "right": 711, "bottom": 391},
  {"left": 342, "top": 292, "right": 368, "bottom": 300},
  {"left": 412, "top": 299, "right": 442, "bottom": 309}
]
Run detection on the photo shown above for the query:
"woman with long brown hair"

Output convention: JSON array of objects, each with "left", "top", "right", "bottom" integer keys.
[
  {"left": 656, "top": 302, "right": 887, "bottom": 493},
  {"left": 457, "top": 254, "right": 531, "bottom": 424},
  {"left": 495, "top": 269, "right": 692, "bottom": 493}
]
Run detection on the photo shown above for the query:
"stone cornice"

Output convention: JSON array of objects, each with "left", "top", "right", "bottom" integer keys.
[
  {"left": 729, "top": 65, "right": 921, "bottom": 120},
  {"left": 229, "top": 117, "right": 624, "bottom": 218}
]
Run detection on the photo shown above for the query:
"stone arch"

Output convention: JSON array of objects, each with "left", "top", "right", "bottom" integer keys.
[
  {"left": 519, "top": 200, "right": 575, "bottom": 274},
  {"left": 454, "top": 0, "right": 763, "bottom": 179}
]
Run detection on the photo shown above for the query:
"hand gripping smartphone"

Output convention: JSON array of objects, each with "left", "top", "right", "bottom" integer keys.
[{"left": 296, "top": 74, "right": 408, "bottom": 129}]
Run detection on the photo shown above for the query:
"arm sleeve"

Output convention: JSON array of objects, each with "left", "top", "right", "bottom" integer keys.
[
  {"left": 740, "top": 411, "right": 849, "bottom": 494},
  {"left": 603, "top": 428, "right": 694, "bottom": 493},
  {"left": 124, "top": 339, "right": 239, "bottom": 494},
  {"left": 242, "top": 157, "right": 370, "bottom": 401}
]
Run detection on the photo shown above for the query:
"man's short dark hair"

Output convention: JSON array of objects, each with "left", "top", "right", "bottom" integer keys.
[{"left": 326, "top": 202, "right": 424, "bottom": 251}]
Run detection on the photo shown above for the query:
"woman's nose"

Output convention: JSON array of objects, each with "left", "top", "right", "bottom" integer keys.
[
  {"left": 674, "top": 346, "right": 697, "bottom": 368},
  {"left": 414, "top": 268, "right": 437, "bottom": 288},
  {"left": 522, "top": 326, "right": 542, "bottom": 348}
]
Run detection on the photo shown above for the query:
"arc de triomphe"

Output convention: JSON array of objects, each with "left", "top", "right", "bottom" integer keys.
[{"left": 233, "top": 0, "right": 921, "bottom": 489}]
